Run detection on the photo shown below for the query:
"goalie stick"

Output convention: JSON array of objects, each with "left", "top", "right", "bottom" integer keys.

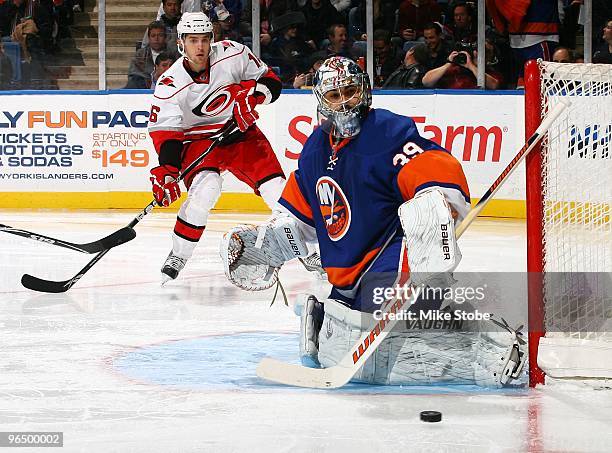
[
  {"left": 0, "top": 224, "right": 136, "bottom": 254},
  {"left": 256, "top": 100, "right": 570, "bottom": 388},
  {"left": 21, "top": 121, "right": 239, "bottom": 293}
]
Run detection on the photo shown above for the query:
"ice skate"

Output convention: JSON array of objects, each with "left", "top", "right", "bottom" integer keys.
[{"left": 161, "top": 251, "right": 187, "bottom": 285}]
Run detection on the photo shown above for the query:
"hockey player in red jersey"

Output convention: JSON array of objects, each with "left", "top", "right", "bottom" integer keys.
[
  {"left": 147, "top": 12, "right": 286, "bottom": 283},
  {"left": 222, "top": 56, "right": 526, "bottom": 387}
]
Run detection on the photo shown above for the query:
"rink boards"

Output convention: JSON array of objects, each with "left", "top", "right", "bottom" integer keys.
[{"left": 0, "top": 89, "right": 525, "bottom": 217}]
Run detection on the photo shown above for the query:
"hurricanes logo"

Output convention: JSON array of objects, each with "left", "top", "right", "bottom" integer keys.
[
  {"left": 192, "top": 84, "right": 236, "bottom": 117},
  {"left": 316, "top": 176, "right": 351, "bottom": 241},
  {"left": 159, "top": 76, "right": 175, "bottom": 87}
]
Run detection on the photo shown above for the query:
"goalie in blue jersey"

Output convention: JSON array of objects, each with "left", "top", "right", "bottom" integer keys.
[{"left": 221, "top": 57, "right": 526, "bottom": 387}]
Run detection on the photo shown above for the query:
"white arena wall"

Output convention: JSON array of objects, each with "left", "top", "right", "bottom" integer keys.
[{"left": 0, "top": 89, "right": 526, "bottom": 217}]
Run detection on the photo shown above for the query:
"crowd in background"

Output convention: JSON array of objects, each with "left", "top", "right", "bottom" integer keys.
[
  {"left": 0, "top": 0, "right": 81, "bottom": 89},
  {"left": 0, "top": 0, "right": 611, "bottom": 91},
  {"left": 125, "top": 0, "right": 612, "bottom": 90}
]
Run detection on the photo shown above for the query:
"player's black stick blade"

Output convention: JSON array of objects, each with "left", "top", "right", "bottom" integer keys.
[
  {"left": 21, "top": 249, "right": 110, "bottom": 293},
  {"left": 91, "top": 227, "right": 137, "bottom": 253},
  {"left": 0, "top": 224, "right": 136, "bottom": 254},
  {"left": 20, "top": 121, "right": 238, "bottom": 294}
]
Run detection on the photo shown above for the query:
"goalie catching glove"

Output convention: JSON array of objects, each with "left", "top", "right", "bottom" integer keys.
[
  {"left": 150, "top": 164, "right": 181, "bottom": 207},
  {"left": 220, "top": 215, "right": 309, "bottom": 291}
]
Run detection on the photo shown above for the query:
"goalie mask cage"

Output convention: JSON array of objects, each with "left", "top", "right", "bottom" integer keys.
[{"left": 525, "top": 60, "right": 612, "bottom": 387}]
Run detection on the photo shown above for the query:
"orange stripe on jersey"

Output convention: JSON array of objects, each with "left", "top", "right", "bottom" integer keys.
[
  {"left": 325, "top": 247, "right": 382, "bottom": 288},
  {"left": 150, "top": 130, "right": 185, "bottom": 154},
  {"left": 280, "top": 172, "right": 313, "bottom": 222},
  {"left": 397, "top": 150, "right": 470, "bottom": 201}
]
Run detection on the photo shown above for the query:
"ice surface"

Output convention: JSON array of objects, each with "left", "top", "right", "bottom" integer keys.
[{"left": 0, "top": 211, "right": 610, "bottom": 452}]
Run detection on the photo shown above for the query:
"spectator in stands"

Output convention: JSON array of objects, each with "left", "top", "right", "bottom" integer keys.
[
  {"left": 0, "top": 41, "right": 14, "bottom": 90},
  {"left": 423, "top": 22, "right": 453, "bottom": 69},
  {"left": 330, "top": 0, "right": 351, "bottom": 17},
  {"left": 558, "top": 0, "right": 582, "bottom": 49},
  {"left": 210, "top": 0, "right": 243, "bottom": 27},
  {"left": 347, "top": 0, "right": 386, "bottom": 42},
  {"left": 0, "top": 0, "right": 54, "bottom": 87},
  {"left": 128, "top": 22, "right": 173, "bottom": 90},
  {"left": 593, "top": 19, "right": 612, "bottom": 64},
  {"left": 448, "top": 2, "right": 476, "bottom": 43},
  {"left": 144, "top": 0, "right": 181, "bottom": 53},
  {"left": 373, "top": 28, "right": 402, "bottom": 87},
  {"left": 125, "top": 51, "right": 176, "bottom": 89},
  {"left": 151, "top": 52, "right": 176, "bottom": 85},
  {"left": 53, "top": 0, "right": 75, "bottom": 43},
  {"left": 552, "top": 46, "right": 574, "bottom": 63},
  {"left": 397, "top": 0, "right": 442, "bottom": 42},
  {"left": 293, "top": 57, "right": 324, "bottom": 88},
  {"left": 301, "top": 0, "right": 345, "bottom": 49},
  {"left": 268, "top": 11, "right": 313, "bottom": 86},
  {"left": 382, "top": 42, "right": 428, "bottom": 89},
  {"left": 422, "top": 41, "right": 503, "bottom": 89},
  {"left": 215, "top": 9, "right": 242, "bottom": 42},
  {"left": 311, "top": 24, "right": 360, "bottom": 61},
  {"left": 156, "top": 0, "right": 200, "bottom": 19},
  {"left": 487, "top": 0, "right": 560, "bottom": 87}
]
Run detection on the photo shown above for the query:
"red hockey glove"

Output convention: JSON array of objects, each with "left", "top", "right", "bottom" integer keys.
[
  {"left": 232, "top": 80, "right": 264, "bottom": 132},
  {"left": 150, "top": 165, "right": 181, "bottom": 207}
]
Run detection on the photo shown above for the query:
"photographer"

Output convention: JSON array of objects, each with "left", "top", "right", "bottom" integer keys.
[{"left": 422, "top": 40, "right": 502, "bottom": 89}]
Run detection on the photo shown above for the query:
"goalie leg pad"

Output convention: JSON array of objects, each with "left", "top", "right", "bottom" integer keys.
[
  {"left": 296, "top": 294, "right": 325, "bottom": 368},
  {"left": 318, "top": 300, "right": 527, "bottom": 387},
  {"left": 399, "top": 188, "right": 461, "bottom": 287},
  {"left": 473, "top": 327, "right": 527, "bottom": 388},
  {"left": 318, "top": 300, "right": 478, "bottom": 385}
]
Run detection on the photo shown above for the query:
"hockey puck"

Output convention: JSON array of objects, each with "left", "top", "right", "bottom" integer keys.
[{"left": 420, "top": 411, "right": 442, "bottom": 422}]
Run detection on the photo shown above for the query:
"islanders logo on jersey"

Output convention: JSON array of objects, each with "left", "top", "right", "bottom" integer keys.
[{"left": 316, "top": 176, "right": 351, "bottom": 241}]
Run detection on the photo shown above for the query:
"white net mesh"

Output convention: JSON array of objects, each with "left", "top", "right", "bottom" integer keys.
[{"left": 538, "top": 61, "right": 612, "bottom": 345}]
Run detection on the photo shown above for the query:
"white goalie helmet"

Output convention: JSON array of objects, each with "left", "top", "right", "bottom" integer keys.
[
  {"left": 313, "top": 56, "right": 372, "bottom": 138},
  {"left": 177, "top": 12, "right": 214, "bottom": 57}
]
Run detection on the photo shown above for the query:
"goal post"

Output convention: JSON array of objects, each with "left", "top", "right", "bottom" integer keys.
[{"left": 524, "top": 59, "right": 612, "bottom": 386}]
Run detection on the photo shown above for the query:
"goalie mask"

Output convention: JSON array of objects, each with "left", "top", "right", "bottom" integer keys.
[
  {"left": 313, "top": 56, "right": 372, "bottom": 138},
  {"left": 177, "top": 12, "right": 214, "bottom": 58}
]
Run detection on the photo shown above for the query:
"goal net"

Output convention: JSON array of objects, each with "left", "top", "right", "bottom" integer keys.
[{"left": 525, "top": 60, "right": 612, "bottom": 386}]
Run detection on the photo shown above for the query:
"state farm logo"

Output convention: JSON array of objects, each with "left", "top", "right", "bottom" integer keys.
[
  {"left": 284, "top": 115, "right": 507, "bottom": 162},
  {"left": 316, "top": 176, "right": 351, "bottom": 241},
  {"left": 412, "top": 116, "right": 504, "bottom": 162}
]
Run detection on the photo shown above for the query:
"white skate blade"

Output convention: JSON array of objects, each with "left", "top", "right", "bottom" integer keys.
[{"left": 160, "top": 273, "right": 175, "bottom": 286}]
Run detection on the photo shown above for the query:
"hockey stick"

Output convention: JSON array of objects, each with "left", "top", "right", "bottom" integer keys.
[
  {"left": 21, "top": 121, "right": 239, "bottom": 293},
  {"left": 256, "top": 100, "right": 570, "bottom": 388},
  {"left": 0, "top": 224, "right": 136, "bottom": 254}
]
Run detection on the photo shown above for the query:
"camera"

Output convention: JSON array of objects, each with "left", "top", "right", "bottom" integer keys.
[{"left": 451, "top": 40, "right": 476, "bottom": 65}]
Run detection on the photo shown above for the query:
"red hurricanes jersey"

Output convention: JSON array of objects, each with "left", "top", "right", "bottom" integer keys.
[{"left": 147, "top": 40, "right": 278, "bottom": 151}]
